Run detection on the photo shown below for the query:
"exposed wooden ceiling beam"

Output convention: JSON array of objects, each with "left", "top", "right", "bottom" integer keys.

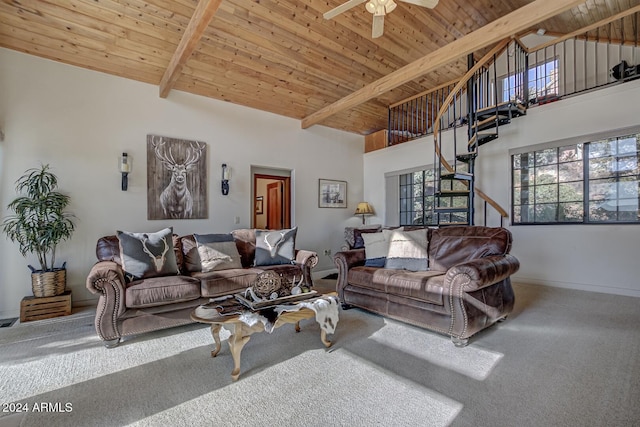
[
  {"left": 301, "top": 0, "right": 585, "bottom": 129},
  {"left": 159, "top": 0, "right": 223, "bottom": 98}
]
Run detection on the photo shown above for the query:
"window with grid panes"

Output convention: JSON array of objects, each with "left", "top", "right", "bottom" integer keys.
[
  {"left": 512, "top": 133, "right": 640, "bottom": 224},
  {"left": 399, "top": 170, "right": 437, "bottom": 226}
]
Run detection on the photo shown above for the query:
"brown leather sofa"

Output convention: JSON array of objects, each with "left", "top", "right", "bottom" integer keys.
[
  {"left": 86, "top": 229, "right": 318, "bottom": 347},
  {"left": 334, "top": 226, "right": 519, "bottom": 346}
]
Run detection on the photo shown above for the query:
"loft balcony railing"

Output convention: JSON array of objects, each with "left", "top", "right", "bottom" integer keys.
[{"left": 388, "top": 8, "right": 640, "bottom": 147}]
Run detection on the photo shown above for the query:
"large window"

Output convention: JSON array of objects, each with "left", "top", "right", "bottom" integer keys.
[
  {"left": 399, "top": 164, "right": 469, "bottom": 226},
  {"left": 502, "top": 59, "right": 558, "bottom": 103},
  {"left": 512, "top": 132, "right": 640, "bottom": 224},
  {"left": 399, "top": 170, "right": 436, "bottom": 226}
]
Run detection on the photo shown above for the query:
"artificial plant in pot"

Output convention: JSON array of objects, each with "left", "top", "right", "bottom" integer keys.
[{"left": 1, "top": 164, "right": 76, "bottom": 297}]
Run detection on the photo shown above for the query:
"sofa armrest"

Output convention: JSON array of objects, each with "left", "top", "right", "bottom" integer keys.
[
  {"left": 295, "top": 249, "right": 318, "bottom": 269},
  {"left": 333, "top": 249, "right": 366, "bottom": 301},
  {"left": 295, "top": 249, "right": 318, "bottom": 287},
  {"left": 445, "top": 254, "right": 520, "bottom": 292},
  {"left": 86, "top": 261, "right": 127, "bottom": 341},
  {"left": 445, "top": 254, "right": 519, "bottom": 339}
]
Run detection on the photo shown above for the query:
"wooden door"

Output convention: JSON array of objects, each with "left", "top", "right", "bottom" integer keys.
[
  {"left": 267, "top": 181, "right": 283, "bottom": 229},
  {"left": 253, "top": 173, "right": 291, "bottom": 229}
]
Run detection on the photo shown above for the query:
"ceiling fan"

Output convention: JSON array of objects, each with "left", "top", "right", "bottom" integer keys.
[{"left": 323, "top": 0, "right": 438, "bottom": 39}]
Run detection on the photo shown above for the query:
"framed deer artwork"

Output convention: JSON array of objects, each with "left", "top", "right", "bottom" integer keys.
[{"left": 147, "top": 134, "right": 208, "bottom": 220}]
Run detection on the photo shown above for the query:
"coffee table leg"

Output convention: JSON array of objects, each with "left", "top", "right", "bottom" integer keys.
[
  {"left": 294, "top": 318, "right": 331, "bottom": 347},
  {"left": 210, "top": 324, "right": 222, "bottom": 357},
  {"left": 228, "top": 323, "right": 251, "bottom": 381},
  {"left": 320, "top": 330, "right": 332, "bottom": 348}
]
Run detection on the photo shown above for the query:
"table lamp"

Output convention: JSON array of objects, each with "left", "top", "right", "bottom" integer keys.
[{"left": 354, "top": 202, "right": 374, "bottom": 224}]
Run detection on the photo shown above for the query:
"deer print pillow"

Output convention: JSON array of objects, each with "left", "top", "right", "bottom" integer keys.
[
  {"left": 117, "top": 227, "right": 179, "bottom": 282},
  {"left": 254, "top": 227, "right": 298, "bottom": 266}
]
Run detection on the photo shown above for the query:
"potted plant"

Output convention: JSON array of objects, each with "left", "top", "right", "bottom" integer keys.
[{"left": 1, "top": 164, "right": 76, "bottom": 297}]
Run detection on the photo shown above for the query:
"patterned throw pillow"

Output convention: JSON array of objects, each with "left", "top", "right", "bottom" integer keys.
[
  {"left": 194, "top": 233, "right": 243, "bottom": 272},
  {"left": 362, "top": 230, "right": 394, "bottom": 267},
  {"left": 385, "top": 229, "right": 429, "bottom": 271},
  {"left": 117, "top": 227, "right": 179, "bottom": 282},
  {"left": 254, "top": 227, "right": 297, "bottom": 266}
]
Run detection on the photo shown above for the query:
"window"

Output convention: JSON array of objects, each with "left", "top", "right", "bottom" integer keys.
[
  {"left": 399, "top": 170, "right": 436, "bottom": 226},
  {"left": 512, "top": 133, "right": 640, "bottom": 224},
  {"left": 399, "top": 164, "right": 469, "bottom": 226},
  {"left": 502, "top": 59, "right": 558, "bottom": 103}
]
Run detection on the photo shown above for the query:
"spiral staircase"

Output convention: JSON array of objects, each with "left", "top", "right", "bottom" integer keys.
[{"left": 431, "top": 39, "right": 528, "bottom": 226}]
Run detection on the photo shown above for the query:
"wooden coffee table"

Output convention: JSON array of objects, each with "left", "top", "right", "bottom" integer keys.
[{"left": 190, "top": 293, "right": 337, "bottom": 381}]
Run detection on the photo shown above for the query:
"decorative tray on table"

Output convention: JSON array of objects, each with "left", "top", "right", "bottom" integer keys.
[
  {"left": 234, "top": 270, "right": 317, "bottom": 311},
  {"left": 234, "top": 290, "right": 318, "bottom": 311}
]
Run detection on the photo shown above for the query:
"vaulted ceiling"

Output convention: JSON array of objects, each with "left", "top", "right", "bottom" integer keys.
[{"left": 1, "top": 0, "right": 638, "bottom": 135}]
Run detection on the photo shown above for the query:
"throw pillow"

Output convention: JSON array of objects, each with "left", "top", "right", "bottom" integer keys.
[
  {"left": 194, "top": 233, "right": 243, "bottom": 272},
  {"left": 362, "top": 230, "right": 394, "bottom": 267},
  {"left": 117, "top": 227, "right": 179, "bottom": 282},
  {"left": 352, "top": 226, "right": 382, "bottom": 249},
  {"left": 385, "top": 229, "right": 429, "bottom": 271},
  {"left": 254, "top": 227, "right": 298, "bottom": 266}
]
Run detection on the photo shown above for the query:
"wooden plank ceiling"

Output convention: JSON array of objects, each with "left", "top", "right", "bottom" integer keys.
[{"left": 1, "top": 0, "right": 639, "bottom": 135}]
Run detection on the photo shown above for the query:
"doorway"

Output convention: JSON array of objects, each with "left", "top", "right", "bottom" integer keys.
[{"left": 253, "top": 170, "right": 291, "bottom": 229}]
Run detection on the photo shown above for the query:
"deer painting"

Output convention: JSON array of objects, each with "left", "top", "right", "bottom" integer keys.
[{"left": 150, "top": 136, "right": 206, "bottom": 219}]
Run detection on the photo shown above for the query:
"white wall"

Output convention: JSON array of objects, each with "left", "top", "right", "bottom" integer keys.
[
  {"left": 0, "top": 48, "right": 364, "bottom": 318},
  {"left": 364, "top": 78, "right": 640, "bottom": 298}
]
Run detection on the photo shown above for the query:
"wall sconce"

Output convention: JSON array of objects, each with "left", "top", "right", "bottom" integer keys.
[
  {"left": 221, "top": 163, "right": 230, "bottom": 195},
  {"left": 354, "top": 202, "right": 375, "bottom": 224},
  {"left": 120, "top": 152, "right": 131, "bottom": 191}
]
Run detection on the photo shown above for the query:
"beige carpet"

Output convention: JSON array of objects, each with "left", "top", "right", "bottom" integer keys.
[{"left": 1, "top": 282, "right": 639, "bottom": 427}]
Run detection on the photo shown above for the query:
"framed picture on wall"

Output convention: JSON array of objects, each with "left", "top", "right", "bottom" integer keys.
[
  {"left": 318, "top": 179, "right": 347, "bottom": 208},
  {"left": 147, "top": 134, "right": 207, "bottom": 220},
  {"left": 255, "top": 196, "right": 264, "bottom": 214}
]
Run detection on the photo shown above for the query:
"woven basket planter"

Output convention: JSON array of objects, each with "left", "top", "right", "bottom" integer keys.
[{"left": 31, "top": 269, "right": 66, "bottom": 297}]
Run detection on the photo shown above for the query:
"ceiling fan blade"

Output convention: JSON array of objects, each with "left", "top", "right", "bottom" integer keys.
[
  {"left": 398, "top": 0, "right": 438, "bottom": 8},
  {"left": 372, "top": 14, "right": 384, "bottom": 38},
  {"left": 323, "top": 0, "right": 367, "bottom": 19}
]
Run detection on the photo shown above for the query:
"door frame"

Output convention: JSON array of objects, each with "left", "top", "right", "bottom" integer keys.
[{"left": 253, "top": 173, "right": 291, "bottom": 229}]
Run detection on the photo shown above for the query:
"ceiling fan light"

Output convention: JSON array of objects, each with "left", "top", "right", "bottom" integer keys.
[
  {"left": 385, "top": 0, "right": 397, "bottom": 13},
  {"left": 365, "top": 1, "right": 377, "bottom": 13}
]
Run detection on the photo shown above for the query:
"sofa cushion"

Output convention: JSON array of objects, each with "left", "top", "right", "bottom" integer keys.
[
  {"left": 97, "top": 234, "right": 183, "bottom": 268},
  {"left": 194, "top": 233, "right": 243, "bottom": 272},
  {"left": 255, "top": 227, "right": 297, "bottom": 266},
  {"left": 117, "top": 228, "right": 179, "bottom": 282},
  {"left": 362, "top": 230, "right": 393, "bottom": 267},
  {"left": 180, "top": 234, "right": 201, "bottom": 273},
  {"left": 231, "top": 228, "right": 257, "bottom": 268},
  {"left": 428, "top": 226, "right": 512, "bottom": 271},
  {"left": 125, "top": 275, "right": 201, "bottom": 308},
  {"left": 348, "top": 266, "right": 445, "bottom": 306},
  {"left": 385, "top": 229, "right": 429, "bottom": 271}
]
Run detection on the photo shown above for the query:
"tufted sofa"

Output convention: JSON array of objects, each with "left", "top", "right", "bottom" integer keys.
[
  {"left": 86, "top": 229, "right": 318, "bottom": 347},
  {"left": 334, "top": 226, "right": 519, "bottom": 347}
]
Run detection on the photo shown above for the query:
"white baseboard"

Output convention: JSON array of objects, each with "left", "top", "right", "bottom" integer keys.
[{"left": 513, "top": 276, "right": 640, "bottom": 298}]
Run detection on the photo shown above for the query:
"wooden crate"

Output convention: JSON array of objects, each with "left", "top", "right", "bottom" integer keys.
[{"left": 20, "top": 290, "right": 72, "bottom": 323}]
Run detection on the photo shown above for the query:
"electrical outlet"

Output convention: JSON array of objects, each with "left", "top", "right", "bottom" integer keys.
[
  {"left": 234, "top": 216, "right": 240, "bottom": 224},
  {"left": 323, "top": 249, "right": 332, "bottom": 256}
]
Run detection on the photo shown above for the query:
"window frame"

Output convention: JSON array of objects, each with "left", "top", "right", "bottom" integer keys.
[
  {"left": 500, "top": 57, "right": 559, "bottom": 104},
  {"left": 510, "top": 128, "right": 640, "bottom": 225}
]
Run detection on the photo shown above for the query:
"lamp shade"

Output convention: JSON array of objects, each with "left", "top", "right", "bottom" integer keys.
[
  {"left": 355, "top": 202, "right": 374, "bottom": 224},
  {"left": 355, "top": 202, "right": 374, "bottom": 215}
]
